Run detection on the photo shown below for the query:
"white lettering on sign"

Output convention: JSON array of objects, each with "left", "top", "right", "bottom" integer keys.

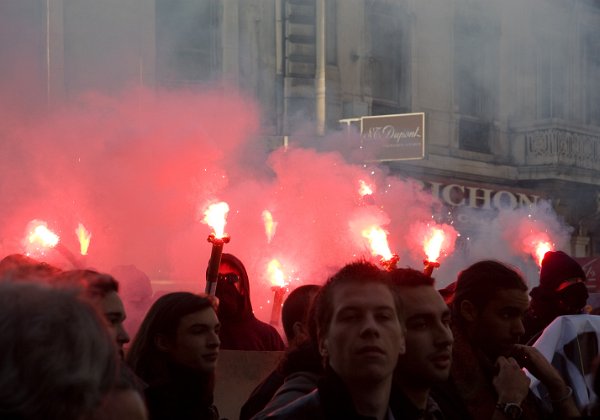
[
  {"left": 365, "top": 125, "right": 422, "bottom": 143},
  {"left": 418, "top": 181, "right": 541, "bottom": 210}
]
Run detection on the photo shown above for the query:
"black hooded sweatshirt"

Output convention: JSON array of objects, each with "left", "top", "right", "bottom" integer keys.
[{"left": 214, "top": 253, "right": 285, "bottom": 351}]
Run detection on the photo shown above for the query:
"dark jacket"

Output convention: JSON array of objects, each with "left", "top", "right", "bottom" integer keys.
[
  {"left": 262, "top": 368, "right": 390, "bottom": 420},
  {"left": 251, "top": 371, "right": 320, "bottom": 419},
  {"left": 390, "top": 389, "right": 445, "bottom": 420},
  {"left": 240, "top": 368, "right": 286, "bottom": 420},
  {"left": 144, "top": 363, "right": 219, "bottom": 420},
  {"left": 242, "top": 338, "right": 324, "bottom": 419},
  {"left": 216, "top": 254, "right": 285, "bottom": 351}
]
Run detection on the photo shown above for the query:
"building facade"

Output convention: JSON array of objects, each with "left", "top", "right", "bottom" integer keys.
[{"left": 4, "top": 0, "right": 600, "bottom": 257}]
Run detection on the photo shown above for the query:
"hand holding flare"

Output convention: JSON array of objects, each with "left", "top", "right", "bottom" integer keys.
[
  {"left": 267, "top": 259, "right": 287, "bottom": 326},
  {"left": 416, "top": 224, "right": 457, "bottom": 277},
  {"left": 202, "top": 202, "right": 231, "bottom": 296},
  {"left": 423, "top": 227, "right": 444, "bottom": 277}
]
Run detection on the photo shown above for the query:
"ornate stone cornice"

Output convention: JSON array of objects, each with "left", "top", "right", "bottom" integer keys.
[{"left": 524, "top": 126, "right": 600, "bottom": 171}]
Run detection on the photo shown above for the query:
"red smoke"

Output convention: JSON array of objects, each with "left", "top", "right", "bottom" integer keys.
[{"left": 0, "top": 86, "right": 572, "bottom": 322}]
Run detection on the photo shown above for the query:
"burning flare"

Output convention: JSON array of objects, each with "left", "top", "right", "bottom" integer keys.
[
  {"left": 408, "top": 222, "right": 458, "bottom": 264},
  {"left": 534, "top": 241, "right": 553, "bottom": 266},
  {"left": 267, "top": 258, "right": 288, "bottom": 326},
  {"left": 423, "top": 228, "right": 445, "bottom": 263},
  {"left": 25, "top": 220, "right": 59, "bottom": 254},
  {"left": 75, "top": 223, "right": 92, "bottom": 255},
  {"left": 202, "top": 201, "right": 230, "bottom": 238},
  {"left": 267, "top": 258, "right": 286, "bottom": 288},
  {"left": 358, "top": 179, "right": 374, "bottom": 197},
  {"left": 27, "top": 220, "right": 60, "bottom": 248},
  {"left": 362, "top": 226, "right": 394, "bottom": 261},
  {"left": 262, "top": 210, "right": 278, "bottom": 243},
  {"left": 528, "top": 238, "right": 553, "bottom": 267},
  {"left": 519, "top": 227, "right": 554, "bottom": 266}
]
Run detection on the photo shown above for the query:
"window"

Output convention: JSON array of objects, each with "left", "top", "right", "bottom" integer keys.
[
  {"left": 454, "top": 11, "right": 498, "bottom": 152},
  {"left": 584, "top": 29, "right": 600, "bottom": 125},
  {"left": 535, "top": 22, "right": 567, "bottom": 120},
  {"left": 367, "top": 1, "right": 410, "bottom": 115},
  {"left": 155, "top": 0, "right": 221, "bottom": 87},
  {"left": 326, "top": 0, "right": 337, "bottom": 65}
]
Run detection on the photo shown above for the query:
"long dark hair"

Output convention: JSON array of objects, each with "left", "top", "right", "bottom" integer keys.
[{"left": 126, "top": 292, "right": 217, "bottom": 384}]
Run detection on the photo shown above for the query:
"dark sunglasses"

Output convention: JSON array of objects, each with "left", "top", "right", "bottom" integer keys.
[{"left": 217, "top": 273, "right": 240, "bottom": 284}]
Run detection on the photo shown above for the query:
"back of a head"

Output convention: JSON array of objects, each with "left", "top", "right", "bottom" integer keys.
[
  {"left": 53, "top": 269, "right": 119, "bottom": 299},
  {"left": 529, "top": 251, "right": 589, "bottom": 318},
  {"left": 438, "top": 280, "right": 457, "bottom": 305},
  {"left": 111, "top": 265, "right": 152, "bottom": 303},
  {"left": 539, "top": 251, "right": 586, "bottom": 292},
  {"left": 452, "top": 260, "right": 528, "bottom": 324},
  {"left": 0, "top": 281, "right": 117, "bottom": 420},
  {"left": 281, "top": 284, "right": 321, "bottom": 342},
  {"left": 312, "top": 260, "right": 397, "bottom": 341},
  {"left": 127, "top": 291, "right": 217, "bottom": 383},
  {"left": 0, "top": 253, "right": 62, "bottom": 283}
]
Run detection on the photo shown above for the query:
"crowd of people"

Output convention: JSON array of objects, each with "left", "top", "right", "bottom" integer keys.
[{"left": 0, "top": 248, "right": 598, "bottom": 420}]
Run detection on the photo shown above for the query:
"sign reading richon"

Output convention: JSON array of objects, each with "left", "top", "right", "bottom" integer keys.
[{"left": 361, "top": 113, "right": 425, "bottom": 161}]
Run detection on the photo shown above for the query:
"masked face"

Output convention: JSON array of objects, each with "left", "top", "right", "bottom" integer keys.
[{"left": 215, "top": 263, "right": 245, "bottom": 318}]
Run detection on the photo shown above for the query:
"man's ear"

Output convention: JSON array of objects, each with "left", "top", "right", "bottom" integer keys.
[
  {"left": 319, "top": 337, "right": 329, "bottom": 358},
  {"left": 154, "top": 334, "right": 171, "bottom": 352},
  {"left": 292, "top": 321, "right": 307, "bottom": 341},
  {"left": 397, "top": 333, "right": 406, "bottom": 355},
  {"left": 460, "top": 299, "right": 479, "bottom": 322}
]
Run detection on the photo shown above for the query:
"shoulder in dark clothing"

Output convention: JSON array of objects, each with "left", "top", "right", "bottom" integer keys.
[
  {"left": 390, "top": 388, "right": 447, "bottom": 420},
  {"left": 430, "top": 381, "right": 473, "bottom": 420},
  {"left": 145, "top": 380, "right": 219, "bottom": 420},
  {"left": 240, "top": 368, "right": 285, "bottom": 420}
]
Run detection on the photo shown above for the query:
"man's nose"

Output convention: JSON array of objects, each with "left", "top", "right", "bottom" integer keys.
[
  {"left": 117, "top": 324, "right": 130, "bottom": 344},
  {"left": 434, "top": 321, "right": 454, "bottom": 347},
  {"left": 359, "top": 313, "right": 380, "bottom": 337},
  {"left": 512, "top": 318, "right": 525, "bottom": 337},
  {"left": 208, "top": 330, "right": 220, "bottom": 348}
]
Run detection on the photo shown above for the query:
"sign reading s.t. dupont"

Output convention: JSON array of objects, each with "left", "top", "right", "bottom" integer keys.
[{"left": 360, "top": 113, "right": 425, "bottom": 161}]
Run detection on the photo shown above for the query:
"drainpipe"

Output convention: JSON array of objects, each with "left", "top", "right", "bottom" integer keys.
[
  {"left": 275, "top": 0, "right": 286, "bottom": 135},
  {"left": 315, "top": 0, "right": 326, "bottom": 136}
]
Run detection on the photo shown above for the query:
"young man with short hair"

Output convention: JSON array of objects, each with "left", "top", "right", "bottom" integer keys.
[
  {"left": 388, "top": 268, "right": 453, "bottom": 419},
  {"left": 55, "top": 269, "right": 131, "bottom": 358},
  {"left": 264, "top": 260, "right": 405, "bottom": 420}
]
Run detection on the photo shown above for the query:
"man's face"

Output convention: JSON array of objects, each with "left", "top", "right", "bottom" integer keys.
[
  {"left": 470, "top": 288, "right": 529, "bottom": 359},
  {"left": 165, "top": 307, "right": 221, "bottom": 373},
  {"left": 98, "top": 291, "right": 130, "bottom": 358},
  {"left": 320, "top": 282, "right": 405, "bottom": 385},
  {"left": 396, "top": 285, "right": 453, "bottom": 388}
]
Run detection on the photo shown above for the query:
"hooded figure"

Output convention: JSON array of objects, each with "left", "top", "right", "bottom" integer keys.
[
  {"left": 523, "top": 250, "right": 589, "bottom": 344},
  {"left": 213, "top": 253, "right": 285, "bottom": 351}
]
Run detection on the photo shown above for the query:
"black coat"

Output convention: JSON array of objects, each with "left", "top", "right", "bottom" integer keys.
[{"left": 144, "top": 364, "right": 219, "bottom": 420}]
